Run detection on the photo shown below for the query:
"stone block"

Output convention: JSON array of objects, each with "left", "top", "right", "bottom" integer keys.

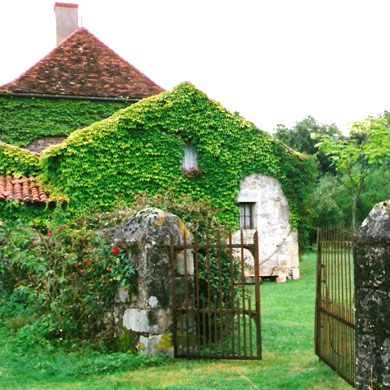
[
  {"left": 276, "top": 275, "right": 286, "bottom": 283},
  {"left": 355, "top": 288, "right": 390, "bottom": 336},
  {"left": 290, "top": 267, "right": 299, "bottom": 280},
  {"left": 139, "top": 333, "right": 174, "bottom": 357},
  {"left": 123, "top": 308, "right": 158, "bottom": 333},
  {"left": 356, "top": 333, "right": 390, "bottom": 389},
  {"left": 123, "top": 308, "right": 172, "bottom": 334},
  {"left": 354, "top": 245, "right": 390, "bottom": 291},
  {"left": 148, "top": 296, "right": 158, "bottom": 308},
  {"left": 115, "top": 287, "right": 130, "bottom": 303}
]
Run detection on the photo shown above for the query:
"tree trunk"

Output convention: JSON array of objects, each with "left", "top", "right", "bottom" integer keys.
[{"left": 352, "top": 196, "right": 357, "bottom": 231}]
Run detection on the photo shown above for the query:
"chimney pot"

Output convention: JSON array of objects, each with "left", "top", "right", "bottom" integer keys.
[{"left": 54, "top": 2, "right": 79, "bottom": 45}]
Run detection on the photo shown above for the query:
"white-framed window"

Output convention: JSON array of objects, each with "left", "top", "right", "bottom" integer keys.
[
  {"left": 239, "top": 202, "right": 255, "bottom": 229},
  {"left": 182, "top": 143, "right": 198, "bottom": 170}
]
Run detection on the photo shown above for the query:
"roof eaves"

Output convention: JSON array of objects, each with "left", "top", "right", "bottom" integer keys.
[{"left": 0, "top": 91, "right": 140, "bottom": 103}]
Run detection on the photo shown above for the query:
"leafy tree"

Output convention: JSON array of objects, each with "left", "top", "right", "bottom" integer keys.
[
  {"left": 358, "top": 166, "right": 390, "bottom": 221},
  {"left": 274, "top": 116, "right": 342, "bottom": 175},
  {"left": 311, "top": 175, "right": 349, "bottom": 228},
  {"left": 310, "top": 166, "right": 390, "bottom": 231},
  {"left": 316, "top": 116, "right": 390, "bottom": 229}
]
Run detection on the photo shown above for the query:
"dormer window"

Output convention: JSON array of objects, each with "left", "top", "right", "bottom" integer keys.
[{"left": 182, "top": 143, "right": 198, "bottom": 170}]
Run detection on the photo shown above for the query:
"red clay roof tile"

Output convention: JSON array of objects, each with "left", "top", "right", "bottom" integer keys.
[
  {"left": 0, "top": 176, "right": 63, "bottom": 203},
  {"left": 0, "top": 28, "right": 164, "bottom": 100}
]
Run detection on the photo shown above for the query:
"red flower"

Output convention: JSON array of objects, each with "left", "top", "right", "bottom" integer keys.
[
  {"left": 56, "top": 228, "right": 62, "bottom": 234},
  {"left": 112, "top": 246, "right": 119, "bottom": 255},
  {"left": 47, "top": 230, "right": 52, "bottom": 236},
  {"left": 62, "top": 224, "right": 67, "bottom": 229}
]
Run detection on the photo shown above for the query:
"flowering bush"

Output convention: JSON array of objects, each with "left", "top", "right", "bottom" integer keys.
[{"left": 0, "top": 216, "right": 134, "bottom": 345}]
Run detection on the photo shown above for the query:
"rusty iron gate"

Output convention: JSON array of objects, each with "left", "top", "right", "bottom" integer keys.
[
  {"left": 169, "top": 230, "right": 262, "bottom": 360},
  {"left": 315, "top": 227, "right": 356, "bottom": 387}
]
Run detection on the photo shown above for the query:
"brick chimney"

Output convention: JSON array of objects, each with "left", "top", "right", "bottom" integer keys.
[{"left": 54, "top": 2, "right": 79, "bottom": 45}]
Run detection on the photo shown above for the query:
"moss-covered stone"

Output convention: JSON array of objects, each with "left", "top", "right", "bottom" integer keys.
[{"left": 113, "top": 327, "right": 138, "bottom": 353}]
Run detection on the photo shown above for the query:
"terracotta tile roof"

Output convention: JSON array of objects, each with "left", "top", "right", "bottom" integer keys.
[
  {"left": 0, "top": 176, "right": 61, "bottom": 203},
  {"left": 0, "top": 28, "right": 164, "bottom": 100}
]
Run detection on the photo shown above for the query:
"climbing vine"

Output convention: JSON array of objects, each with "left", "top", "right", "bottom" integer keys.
[
  {"left": 0, "top": 142, "right": 40, "bottom": 176},
  {"left": 0, "top": 95, "right": 129, "bottom": 147},
  {"left": 39, "top": 82, "right": 314, "bottom": 249}
]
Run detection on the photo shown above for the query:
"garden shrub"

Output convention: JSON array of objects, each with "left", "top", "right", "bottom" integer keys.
[{"left": 0, "top": 214, "right": 134, "bottom": 346}]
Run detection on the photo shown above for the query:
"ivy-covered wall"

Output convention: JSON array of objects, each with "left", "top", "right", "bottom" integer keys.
[
  {"left": 40, "top": 82, "right": 314, "bottom": 247},
  {"left": 0, "top": 95, "right": 130, "bottom": 147},
  {"left": 0, "top": 142, "right": 40, "bottom": 176}
]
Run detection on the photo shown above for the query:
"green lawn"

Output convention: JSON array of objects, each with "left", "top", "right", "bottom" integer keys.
[{"left": 0, "top": 252, "right": 352, "bottom": 389}]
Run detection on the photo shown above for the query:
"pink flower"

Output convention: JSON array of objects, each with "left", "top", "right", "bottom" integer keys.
[
  {"left": 62, "top": 224, "right": 67, "bottom": 229},
  {"left": 112, "top": 246, "right": 119, "bottom": 255}
]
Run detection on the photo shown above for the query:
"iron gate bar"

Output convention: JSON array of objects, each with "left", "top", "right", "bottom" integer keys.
[
  {"left": 240, "top": 230, "right": 247, "bottom": 355},
  {"left": 169, "top": 230, "right": 262, "bottom": 360},
  {"left": 253, "top": 231, "right": 262, "bottom": 359},
  {"left": 228, "top": 232, "right": 235, "bottom": 354},
  {"left": 315, "top": 226, "right": 355, "bottom": 388},
  {"left": 169, "top": 233, "right": 178, "bottom": 358}
]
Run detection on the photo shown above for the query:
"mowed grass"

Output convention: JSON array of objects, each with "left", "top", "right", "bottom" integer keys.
[{"left": 0, "top": 252, "right": 352, "bottom": 390}]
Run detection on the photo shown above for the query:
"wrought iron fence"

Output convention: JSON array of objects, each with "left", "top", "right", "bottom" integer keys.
[
  {"left": 315, "top": 227, "right": 355, "bottom": 387},
  {"left": 169, "top": 230, "right": 262, "bottom": 360}
]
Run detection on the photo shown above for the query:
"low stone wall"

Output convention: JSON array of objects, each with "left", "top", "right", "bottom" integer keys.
[
  {"left": 354, "top": 201, "right": 390, "bottom": 389},
  {"left": 109, "top": 208, "right": 192, "bottom": 356}
]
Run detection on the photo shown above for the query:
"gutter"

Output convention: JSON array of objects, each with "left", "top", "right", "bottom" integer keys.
[{"left": 0, "top": 91, "right": 139, "bottom": 103}]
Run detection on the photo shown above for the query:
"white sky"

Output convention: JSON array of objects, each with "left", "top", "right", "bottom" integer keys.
[{"left": 1, "top": 0, "right": 390, "bottom": 134}]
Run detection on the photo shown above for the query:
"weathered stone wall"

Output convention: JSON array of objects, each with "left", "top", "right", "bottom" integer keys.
[
  {"left": 235, "top": 173, "right": 299, "bottom": 281},
  {"left": 354, "top": 201, "right": 390, "bottom": 390},
  {"left": 26, "top": 136, "right": 66, "bottom": 153},
  {"left": 110, "top": 208, "right": 192, "bottom": 356}
]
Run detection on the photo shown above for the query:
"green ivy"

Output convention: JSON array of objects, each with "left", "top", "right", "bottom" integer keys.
[
  {"left": 0, "top": 201, "right": 62, "bottom": 228},
  {"left": 39, "top": 82, "right": 314, "bottom": 249},
  {"left": 0, "top": 95, "right": 130, "bottom": 147},
  {"left": 0, "top": 142, "right": 40, "bottom": 176}
]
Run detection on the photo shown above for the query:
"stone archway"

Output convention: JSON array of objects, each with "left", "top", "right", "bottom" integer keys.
[{"left": 234, "top": 173, "right": 299, "bottom": 281}]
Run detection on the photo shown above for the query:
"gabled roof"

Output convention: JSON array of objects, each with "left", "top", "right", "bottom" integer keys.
[
  {"left": 0, "top": 176, "right": 63, "bottom": 203},
  {"left": 0, "top": 28, "right": 164, "bottom": 100}
]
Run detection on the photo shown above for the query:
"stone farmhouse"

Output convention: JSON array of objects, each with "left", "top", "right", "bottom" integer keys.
[{"left": 0, "top": 3, "right": 312, "bottom": 282}]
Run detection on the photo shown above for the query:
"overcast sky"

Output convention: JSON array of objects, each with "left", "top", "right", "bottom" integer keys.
[{"left": 1, "top": 0, "right": 390, "bottom": 134}]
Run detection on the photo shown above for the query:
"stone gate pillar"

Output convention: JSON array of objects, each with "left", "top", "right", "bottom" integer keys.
[
  {"left": 111, "top": 208, "right": 192, "bottom": 356},
  {"left": 354, "top": 201, "right": 390, "bottom": 390}
]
